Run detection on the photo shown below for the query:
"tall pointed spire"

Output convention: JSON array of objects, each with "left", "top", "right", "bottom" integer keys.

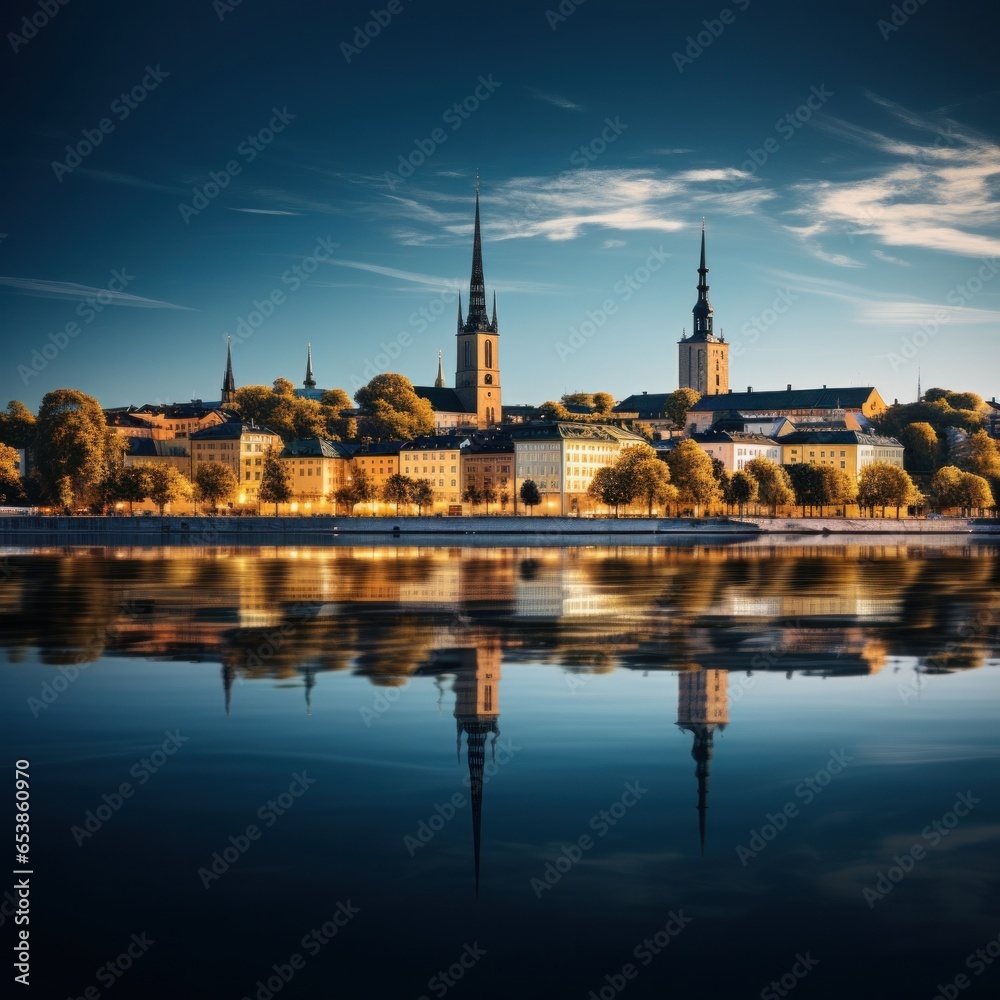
[
  {"left": 491, "top": 291, "right": 497, "bottom": 331},
  {"left": 222, "top": 335, "right": 236, "bottom": 405},
  {"left": 303, "top": 343, "right": 316, "bottom": 390},
  {"left": 457, "top": 293, "right": 464, "bottom": 333},
  {"left": 464, "top": 174, "right": 491, "bottom": 331},
  {"left": 691, "top": 219, "right": 714, "bottom": 341},
  {"left": 435, "top": 349, "right": 445, "bottom": 388}
]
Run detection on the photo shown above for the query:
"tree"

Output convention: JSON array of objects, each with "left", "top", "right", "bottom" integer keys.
[
  {"left": 145, "top": 465, "right": 192, "bottom": 515},
  {"left": 593, "top": 392, "right": 615, "bottom": 415},
  {"left": 858, "top": 462, "right": 919, "bottom": 518},
  {"left": 540, "top": 400, "right": 571, "bottom": 421},
  {"left": 259, "top": 449, "right": 293, "bottom": 514},
  {"left": 116, "top": 466, "right": 152, "bottom": 513},
  {"left": 899, "top": 422, "right": 939, "bottom": 473},
  {"left": 0, "top": 444, "right": 26, "bottom": 504},
  {"left": 617, "top": 445, "right": 676, "bottom": 516},
  {"left": 785, "top": 463, "right": 823, "bottom": 516},
  {"left": 382, "top": 474, "right": 415, "bottom": 514},
  {"left": 0, "top": 400, "right": 36, "bottom": 449},
  {"left": 33, "top": 389, "right": 109, "bottom": 509},
  {"left": 195, "top": 462, "right": 239, "bottom": 513},
  {"left": 410, "top": 479, "right": 434, "bottom": 515},
  {"left": 954, "top": 430, "right": 1000, "bottom": 480},
  {"left": 482, "top": 484, "right": 498, "bottom": 514},
  {"left": 817, "top": 466, "right": 857, "bottom": 515},
  {"left": 333, "top": 467, "right": 376, "bottom": 514},
  {"left": 354, "top": 374, "right": 434, "bottom": 440},
  {"left": 462, "top": 484, "right": 483, "bottom": 511},
  {"left": 664, "top": 388, "right": 701, "bottom": 432},
  {"left": 519, "top": 479, "right": 541, "bottom": 514},
  {"left": 745, "top": 457, "right": 794, "bottom": 515},
  {"left": 666, "top": 439, "right": 720, "bottom": 514},
  {"left": 273, "top": 377, "right": 296, "bottom": 396},
  {"left": 875, "top": 389, "right": 986, "bottom": 441},
  {"left": 499, "top": 477, "right": 511, "bottom": 514},
  {"left": 931, "top": 466, "right": 994, "bottom": 513},
  {"left": 320, "top": 389, "right": 357, "bottom": 440},
  {"left": 586, "top": 466, "right": 626, "bottom": 516},
  {"left": 729, "top": 471, "right": 758, "bottom": 517}
]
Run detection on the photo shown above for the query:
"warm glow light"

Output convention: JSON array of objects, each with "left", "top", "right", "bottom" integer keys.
[{"left": 290, "top": 502, "right": 299, "bottom": 513}]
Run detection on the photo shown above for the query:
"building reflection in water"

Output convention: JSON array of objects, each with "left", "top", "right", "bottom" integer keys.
[{"left": 676, "top": 668, "right": 728, "bottom": 856}]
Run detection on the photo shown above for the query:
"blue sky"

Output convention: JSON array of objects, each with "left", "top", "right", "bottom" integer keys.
[{"left": 2, "top": 0, "right": 998, "bottom": 413}]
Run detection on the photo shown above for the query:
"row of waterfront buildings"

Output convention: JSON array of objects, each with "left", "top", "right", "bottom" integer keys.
[{"left": 102, "top": 184, "right": 913, "bottom": 514}]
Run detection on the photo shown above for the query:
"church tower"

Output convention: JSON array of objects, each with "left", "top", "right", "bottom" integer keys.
[
  {"left": 455, "top": 176, "right": 501, "bottom": 428},
  {"left": 303, "top": 343, "right": 316, "bottom": 391},
  {"left": 678, "top": 221, "right": 728, "bottom": 396},
  {"left": 222, "top": 335, "right": 236, "bottom": 405},
  {"left": 676, "top": 668, "right": 728, "bottom": 856}
]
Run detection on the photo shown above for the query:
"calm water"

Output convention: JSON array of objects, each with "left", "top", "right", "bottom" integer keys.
[{"left": 2, "top": 541, "right": 999, "bottom": 999}]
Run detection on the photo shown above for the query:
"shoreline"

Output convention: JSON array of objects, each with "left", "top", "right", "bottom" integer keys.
[{"left": 1, "top": 513, "right": 997, "bottom": 546}]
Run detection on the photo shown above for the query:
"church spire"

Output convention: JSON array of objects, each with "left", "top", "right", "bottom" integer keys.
[
  {"left": 691, "top": 219, "right": 715, "bottom": 341},
  {"left": 222, "top": 335, "right": 236, "bottom": 404},
  {"left": 457, "top": 293, "right": 464, "bottom": 333},
  {"left": 435, "top": 349, "right": 445, "bottom": 388},
  {"left": 464, "top": 174, "right": 491, "bottom": 331},
  {"left": 303, "top": 343, "right": 316, "bottom": 390},
  {"left": 491, "top": 291, "right": 498, "bottom": 331}
]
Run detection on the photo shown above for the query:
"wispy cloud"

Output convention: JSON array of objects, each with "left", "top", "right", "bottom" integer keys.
[
  {"left": 228, "top": 208, "right": 302, "bottom": 216},
  {"left": 323, "top": 258, "right": 563, "bottom": 295},
  {"left": 0, "top": 276, "right": 193, "bottom": 309},
  {"left": 648, "top": 148, "right": 695, "bottom": 156},
  {"left": 871, "top": 249, "right": 910, "bottom": 266},
  {"left": 602, "top": 239, "right": 626, "bottom": 248},
  {"left": 529, "top": 89, "right": 582, "bottom": 111},
  {"left": 73, "top": 169, "right": 181, "bottom": 194},
  {"left": 790, "top": 97, "right": 1000, "bottom": 261}
]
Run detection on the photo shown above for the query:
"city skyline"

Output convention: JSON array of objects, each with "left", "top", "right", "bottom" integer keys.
[{"left": 3, "top": 1, "right": 998, "bottom": 414}]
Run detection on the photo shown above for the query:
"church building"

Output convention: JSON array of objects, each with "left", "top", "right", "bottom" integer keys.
[{"left": 678, "top": 221, "right": 729, "bottom": 396}]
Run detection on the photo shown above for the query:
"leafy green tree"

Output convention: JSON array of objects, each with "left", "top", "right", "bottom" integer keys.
[
  {"left": 664, "top": 388, "right": 701, "bottom": 431},
  {"left": 858, "top": 462, "right": 919, "bottom": 518},
  {"left": 592, "top": 392, "right": 615, "bottom": 414},
  {"left": 33, "top": 389, "right": 109, "bottom": 509},
  {"left": 382, "top": 473, "right": 415, "bottom": 514},
  {"left": 876, "top": 389, "right": 986, "bottom": 439},
  {"left": 116, "top": 466, "right": 152, "bottom": 513},
  {"left": 616, "top": 445, "right": 676, "bottom": 516},
  {"left": 0, "top": 444, "right": 26, "bottom": 504},
  {"left": 729, "top": 470, "right": 758, "bottom": 517},
  {"left": 785, "top": 463, "right": 823, "bottom": 515},
  {"left": 586, "top": 466, "right": 626, "bottom": 516},
  {"left": 540, "top": 400, "right": 571, "bottom": 421},
  {"left": 817, "top": 466, "right": 857, "bottom": 515},
  {"left": 666, "top": 439, "right": 720, "bottom": 513},
  {"left": 333, "top": 467, "right": 376, "bottom": 514},
  {"left": 195, "top": 462, "right": 239, "bottom": 513},
  {"left": 954, "top": 430, "right": 1000, "bottom": 480},
  {"left": 259, "top": 449, "right": 293, "bottom": 514},
  {"left": 745, "top": 457, "right": 794, "bottom": 515},
  {"left": 519, "top": 479, "right": 541, "bottom": 514},
  {"left": 0, "top": 400, "right": 36, "bottom": 449},
  {"left": 354, "top": 374, "right": 435, "bottom": 440},
  {"left": 272, "top": 377, "right": 296, "bottom": 396},
  {"left": 931, "top": 466, "right": 994, "bottom": 512},
  {"left": 146, "top": 465, "right": 192, "bottom": 515},
  {"left": 410, "top": 479, "right": 434, "bottom": 515},
  {"left": 899, "top": 422, "right": 940, "bottom": 473}
]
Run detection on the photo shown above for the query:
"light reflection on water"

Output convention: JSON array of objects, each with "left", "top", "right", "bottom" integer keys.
[{"left": 2, "top": 541, "right": 998, "bottom": 999}]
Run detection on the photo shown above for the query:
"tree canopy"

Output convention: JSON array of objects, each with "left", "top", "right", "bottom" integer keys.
[
  {"left": 145, "top": 465, "right": 192, "bottom": 515},
  {"left": 195, "top": 462, "right": 239, "bottom": 511},
  {"left": 666, "top": 439, "right": 720, "bottom": 511},
  {"left": 259, "top": 449, "right": 293, "bottom": 513},
  {"left": 857, "top": 462, "right": 920, "bottom": 517},
  {"left": 354, "top": 374, "right": 435, "bottom": 440},
  {"left": 0, "top": 400, "right": 36, "bottom": 449},
  {"left": 663, "top": 388, "right": 702, "bottom": 431}
]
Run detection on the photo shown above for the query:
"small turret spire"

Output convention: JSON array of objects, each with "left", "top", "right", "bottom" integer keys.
[
  {"left": 303, "top": 342, "right": 316, "bottom": 390},
  {"left": 435, "top": 349, "right": 445, "bottom": 388},
  {"left": 491, "top": 291, "right": 497, "bottom": 331}
]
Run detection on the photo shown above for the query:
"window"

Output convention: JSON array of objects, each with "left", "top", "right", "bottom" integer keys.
[
  {"left": 255, "top": 472, "right": 261, "bottom": 480},
  {"left": 840, "top": 461, "right": 846, "bottom": 469},
  {"left": 485, "top": 340, "right": 493, "bottom": 368},
  {"left": 451, "top": 479, "right": 456, "bottom": 487},
  {"left": 464, "top": 341, "right": 472, "bottom": 368}
]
